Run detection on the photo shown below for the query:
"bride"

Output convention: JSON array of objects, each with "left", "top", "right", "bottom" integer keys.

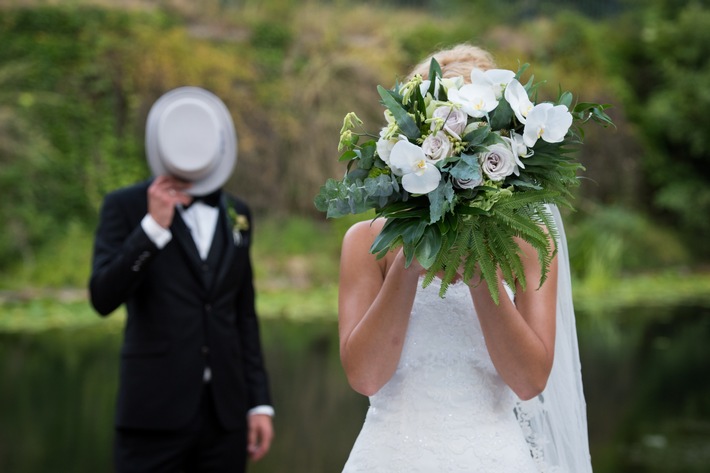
[{"left": 337, "top": 45, "right": 592, "bottom": 473}]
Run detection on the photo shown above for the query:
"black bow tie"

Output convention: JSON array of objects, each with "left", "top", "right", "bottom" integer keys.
[{"left": 187, "top": 190, "right": 222, "bottom": 208}]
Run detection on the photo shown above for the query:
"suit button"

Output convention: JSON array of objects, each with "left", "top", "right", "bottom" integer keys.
[
  {"left": 202, "top": 346, "right": 209, "bottom": 355},
  {"left": 202, "top": 264, "right": 209, "bottom": 272},
  {"left": 204, "top": 304, "right": 212, "bottom": 313}
]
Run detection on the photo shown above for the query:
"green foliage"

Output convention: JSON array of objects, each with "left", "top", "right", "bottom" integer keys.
[
  {"left": 0, "top": 221, "right": 93, "bottom": 289},
  {"left": 249, "top": 18, "right": 293, "bottom": 74},
  {"left": 614, "top": 0, "right": 710, "bottom": 256},
  {"left": 567, "top": 205, "right": 690, "bottom": 286},
  {"left": 0, "top": 5, "right": 259, "bottom": 270},
  {"left": 0, "top": 0, "right": 707, "bottom": 290},
  {"left": 0, "top": 7, "right": 165, "bottom": 266}
]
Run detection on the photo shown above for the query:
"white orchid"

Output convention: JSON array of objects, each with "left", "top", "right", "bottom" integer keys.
[
  {"left": 505, "top": 131, "right": 531, "bottom": 159},
  {"left": 504, "top": 79, "right": 534, "bottom": 124},
  {"left": 470, "top": 68, "right": 516, "bottom": 99},
  {"left": 501, "top": 132, "right": 529, "bottom": 175},
  {"left": 523, "top": 103, "right": 573, "bottom": 147},
  {"left": 448, "top": 83, "right": 499, "bottom": 119},
  {"left": 389, "top": 140, "right": 441, "bottom": 194},
  {"left": 376, "top": 131, "right": 408, "bottom": 172}
]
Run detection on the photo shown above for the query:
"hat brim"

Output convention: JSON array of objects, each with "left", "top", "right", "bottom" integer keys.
[{"left": 146, "top": 86, "right": 237, "bottom": 196}]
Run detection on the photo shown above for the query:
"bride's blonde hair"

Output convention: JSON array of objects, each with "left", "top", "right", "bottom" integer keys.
[{"left": 408, "top": 44, "right": 496, "bottom": 83}]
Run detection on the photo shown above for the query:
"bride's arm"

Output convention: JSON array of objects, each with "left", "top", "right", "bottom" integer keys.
[
  {"left": 470, "top": 237, "right": 558, "bottom": 401},
  {"left": 338, "top": 220, "right": 422, "bottom": 396}
]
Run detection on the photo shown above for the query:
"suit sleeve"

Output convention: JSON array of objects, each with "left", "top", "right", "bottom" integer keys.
[
  {"left": 233, "top": 206, "right": 273, "bottom": 408},
  {"left": 89, "top": 189, "right": 160, "bottom": 316}
]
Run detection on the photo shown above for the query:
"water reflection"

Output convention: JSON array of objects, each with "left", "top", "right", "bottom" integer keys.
[
  {"left": 580, "top": 303, "right": 710, "bottom": 472},
  {"left": 0, "top": 306, "right": 708, "bottom": 472}
]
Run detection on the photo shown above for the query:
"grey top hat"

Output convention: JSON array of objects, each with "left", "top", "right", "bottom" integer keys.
[{"left": 146, "top": 86, "right": 237, "bottom": 196}]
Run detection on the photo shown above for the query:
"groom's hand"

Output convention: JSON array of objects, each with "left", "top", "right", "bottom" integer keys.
[
  {"left": 247, "top": 413, "right": 274, "bottom": 461},
  {"left": 147, "top": 175, "right": 192, "bottom": 228}
]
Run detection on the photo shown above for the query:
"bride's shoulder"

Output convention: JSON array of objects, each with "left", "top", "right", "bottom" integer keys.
[
  {"left": 341, "top": 218, "right": 391, "bottom": 276},
  {"left": 343, "top": 218, "right": 385, "bottom": 243},
  {"left": 341, "top": 219, "right": 388, "bottom": 262}
]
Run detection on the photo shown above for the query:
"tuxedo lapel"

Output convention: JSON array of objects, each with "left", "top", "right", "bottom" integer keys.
[{"left": 212, "top": 198, "right": 236, "bottom": 292}]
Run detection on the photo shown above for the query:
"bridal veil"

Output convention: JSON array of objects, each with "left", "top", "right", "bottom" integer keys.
[{"left": 514, "top": 204, "right": 593, "bottom": 473}]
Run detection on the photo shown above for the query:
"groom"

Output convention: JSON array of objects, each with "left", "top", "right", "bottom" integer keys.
[{"left": 89, "top": 87, "right": 273, "bottom": 472}]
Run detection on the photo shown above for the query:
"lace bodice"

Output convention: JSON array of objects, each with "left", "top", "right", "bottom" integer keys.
[{"left": 342, "top": 279, "right": 539, "bottom": 473}]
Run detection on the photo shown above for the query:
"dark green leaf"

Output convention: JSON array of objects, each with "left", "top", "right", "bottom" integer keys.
[
  {"left": 377, "top": 85, "right": 420, "bottom": 140},
  {"left": 415, "top": 225, "right": 442, "bottom": 269},
  {"left": 489, "top": 98, "right": 514, "bottom": 130},
  {"left": 338, "top": 150, "right": 357, "bottom": 162},
  {"left": 462, "top": 124, "right": 491, "bottom": 146}
]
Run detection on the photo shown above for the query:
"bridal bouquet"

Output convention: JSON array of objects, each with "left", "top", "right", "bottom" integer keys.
[{"left": 315, "top": 59, "right": 612, "bottom": 301}]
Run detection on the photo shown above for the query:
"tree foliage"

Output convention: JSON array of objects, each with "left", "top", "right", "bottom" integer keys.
[
  {"left": 614, "top": 0, "right": 710, "bottom": 255},
  {"left": 0, "top": 0, "right": 704, "bottom": 279},
  {"left": 0, "top": 6, "right": 260, "bottom": 268}
]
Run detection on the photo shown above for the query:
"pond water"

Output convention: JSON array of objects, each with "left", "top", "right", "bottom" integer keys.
[{"left": 1, "top": 304, "right": 708, "bottom": 472}]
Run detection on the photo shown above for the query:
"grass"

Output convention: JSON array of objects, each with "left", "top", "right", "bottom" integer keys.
[
  {"left": 3, "top": 270, "right": 710, "bottom": 333},
  {"left": 1, "top": 214, "right": 710, "bottom": 333},
  {"left": 575, "top": 270, "right": 710, "bottom": 314}
]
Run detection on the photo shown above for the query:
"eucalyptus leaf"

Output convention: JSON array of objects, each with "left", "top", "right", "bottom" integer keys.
[
  {"left": 346, "top": 168, "right": 369, "bottom": 182},
  {"left": 558, "top": 91, "right": 573, "bottom": 108},
  {"left": 428, "top": 179, "right": 455, "bottom": 224},
  {"left": 449, "top": 154, "right": 482, "bottom": 181},
  {"left": 462, "top": 124, "right": 491, "bottom": 146},
  {"left": 357, "top": 143, "right": 376, "bottom": 169}
]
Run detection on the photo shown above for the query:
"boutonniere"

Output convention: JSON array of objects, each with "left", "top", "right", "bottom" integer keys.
[{"left": 227, "top": 205, "right": 250, "bottom": 245}]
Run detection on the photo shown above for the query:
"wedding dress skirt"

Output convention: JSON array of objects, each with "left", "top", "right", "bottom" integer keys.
[{"left": 341, "top": 279, "right": 539, "bottom": 473}]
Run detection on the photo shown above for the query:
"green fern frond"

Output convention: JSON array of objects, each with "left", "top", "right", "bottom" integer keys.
[
  {"left": 422, "top": 230, "right": 453, "bottom": 288},
  {"left": 493, "top": 190, "right": 562, "bottom": 211},
  {"left": 486, "top": 221, "right": 526, "bottom": 291},
  {"left": 492, "top": 208, "right": 549, "bottom": 249},
  {"left": 470, "top": 225, "right": 500, "bottom": 304}
]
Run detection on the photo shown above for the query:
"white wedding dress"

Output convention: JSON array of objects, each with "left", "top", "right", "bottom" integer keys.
[
  {"left": 342, "top": 207, "right": 592, "bottom": 473},
  {"left": 342, "top": 279, "right": 539, "bottom": 473}
]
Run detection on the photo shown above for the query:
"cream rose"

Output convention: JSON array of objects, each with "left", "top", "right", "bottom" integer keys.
[
  {"left": 431, "top": 106, "right": 467, "bottom": 139},
  {"left": 479, "top": 143, "right": 518, "bottom": 181},
  {"left": 421, "top": 131, "right": 453, "bottom": 162},
  {"left": 453, "top": 176, "right": 483, "bottom": 190}
]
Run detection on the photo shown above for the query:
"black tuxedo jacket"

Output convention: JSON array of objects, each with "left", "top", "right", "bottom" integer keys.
[{"left": 89, "top": 180, "right": 271, "bottom": 431}]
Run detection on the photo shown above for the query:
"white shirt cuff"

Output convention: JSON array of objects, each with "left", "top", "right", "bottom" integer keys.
[
  {"left": 140, "top": 214, "right": 172, "bottom": 249},
  {"left": 248, "top": 405, "right": 275, "bottom": 417}
]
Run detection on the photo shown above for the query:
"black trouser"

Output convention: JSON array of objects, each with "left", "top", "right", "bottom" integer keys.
[{"left": 114, "top": 385, "right": 247, "bottom": 473}]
